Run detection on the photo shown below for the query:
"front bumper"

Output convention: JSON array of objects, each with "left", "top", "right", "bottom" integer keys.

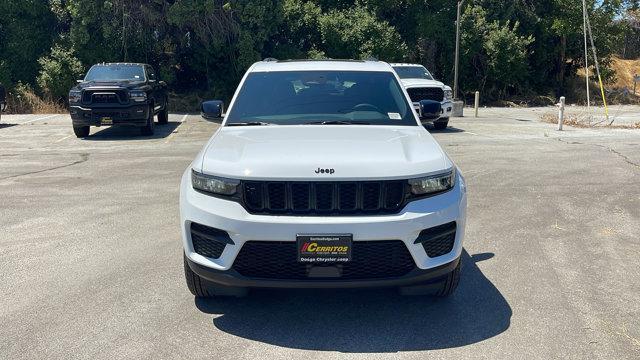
[
  {"left": 414, "top": 100, "right": 453, "bottom": 123},
  {"left": 70, "top": 104, "right": 149, "bottom": 127},
  {"left": 186, "top": 253, "right": 460, "bottom": 289},
  {"left": 180, "top": 169, "right": 467, "bottom": 288}
]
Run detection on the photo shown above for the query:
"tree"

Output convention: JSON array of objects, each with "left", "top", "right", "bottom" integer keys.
[
  {"left": 317, "top": 5, "right": 409, "bottom": 61},
  {"left": 459, "top": 5, "right": 533, "bottom": 100},
  {"left": 0, "top": 1, "right": 56, "bottom": 86},
  {"left": 37, "top": 46, "right": 84, "bottom": 102}
]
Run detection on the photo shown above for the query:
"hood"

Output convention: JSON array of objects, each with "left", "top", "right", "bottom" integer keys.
[
  {"left": 199, "top": 126, "right": 452, "bottom": 180},
  {"left": 72, "top": 81, "right": 147, "bottom": 91},
  {"left": 400, "top": 78, "right": 447, "bottom": 89}
]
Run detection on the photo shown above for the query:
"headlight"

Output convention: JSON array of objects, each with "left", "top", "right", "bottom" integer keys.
[
  {"left": 191, "top": 170, "right": 239, "bottom": 195},
  {"left": 129, "top": 90, "right": 147, "bottom": 102},
  {"left": 408, "top": 170, "right": 455, "bottom": 195},
  {"left": 68, "top": 90, "right": 82, "bottom": 103},
  {"left": 443, "top": 89, "right": 453, "bottom": 101}
]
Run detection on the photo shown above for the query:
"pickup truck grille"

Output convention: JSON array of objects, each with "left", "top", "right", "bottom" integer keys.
[
  {"left": 233, "top": 240, "right": 416, "bottom": 280},
  {"left": 82, "top": 90, "right": 128, "bottom": 104},
  {"left": 241, "top": 180, "right": 407, "bottom": 215},
  {"left": 407, "top": 87, "right": 444, "bottom": 102}
]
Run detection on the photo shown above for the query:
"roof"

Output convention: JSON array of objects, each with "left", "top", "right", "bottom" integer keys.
[
  {"left": 249, "top": 59, "right": 394, "bottom": 73},
  {"left": 92, "top": 63, "right": 149, "bottom": 67},
  {"left": 388, "top": 63, "right": 425, "bottom": 67}
]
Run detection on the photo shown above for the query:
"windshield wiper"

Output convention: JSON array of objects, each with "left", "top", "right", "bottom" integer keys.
[
  {"left": 304, "top": 120, "right": 370, "bottom": 125},
  {"left": 226, "top": 121, "right": 276, "bottom": 126}
]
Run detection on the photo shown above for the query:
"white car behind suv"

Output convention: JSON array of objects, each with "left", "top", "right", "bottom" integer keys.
[
  {"left": 180, "top": 59, "right": 467, "bottom": 298},
  {"left": 391, "top": 63, "right": 453, "bottom": 129}
]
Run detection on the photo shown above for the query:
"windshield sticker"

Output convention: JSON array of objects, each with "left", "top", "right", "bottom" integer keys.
[{"left": 388, "top": 112, "right": 402, "bottom": 120}]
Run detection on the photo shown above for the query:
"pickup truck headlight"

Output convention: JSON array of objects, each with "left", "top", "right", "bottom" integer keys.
[
  {"left": 443, "top": 89, "right": 453, "bottom": 101},
  {"left": 129, "top": 90, "right": 147, "bottom": 102},
  {"left": 68, "top": 90, "right": 82, "bottom": 103},
  {"left": 408, "top": 170, "right": 455, "bottom": 195},
  {"left": 191, "top": 170, "right": 239, "bottom": 196}
]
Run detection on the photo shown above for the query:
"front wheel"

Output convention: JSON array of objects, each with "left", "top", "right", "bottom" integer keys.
[
  {"left": 158, "top": 103, "right": 169, "bottom": 125},
  {"left": 433, "top": 118, "right": 449, "bottom": 130},
  {"left": 433, "top": 260, "right": 461, "bottom": 297},
  {"left": 183, "top": 255, "right": 248, "bottom": 298},
  {"left": 73, "top": 125, "right": 90, "bottom": 138},
  {"left": 140, "top": 106, "right": 155, "bottom": 136}
]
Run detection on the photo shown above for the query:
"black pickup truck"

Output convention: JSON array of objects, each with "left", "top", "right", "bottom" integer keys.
[{"left": 68, "top": 63, "right": 168, "bottom": 137}]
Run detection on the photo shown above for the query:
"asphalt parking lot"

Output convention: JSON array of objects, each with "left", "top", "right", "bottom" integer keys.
[{"left": 1, "top": 110, "right": 639, "bottom": 359}]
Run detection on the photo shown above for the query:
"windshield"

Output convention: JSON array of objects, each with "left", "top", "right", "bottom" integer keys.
[
  {"left": 84, "top": 65, "right": 145, "bottom": 82},
  {"left": 393, "top": 66, "right": 434, "bottom": 80},
  {"left": 226, "top": 71, "right": 417, "bottom": 126}
]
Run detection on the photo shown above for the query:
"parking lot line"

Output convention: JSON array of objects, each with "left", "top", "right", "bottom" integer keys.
[
  {"left": 55, "top": 134, "right": 73, "bottom": 143},
  {"left": 164, "top": 114, "right": 189, "bottom": 143},
  {"left": 20, "top": 114, "right": 60, "bottom": 125}
]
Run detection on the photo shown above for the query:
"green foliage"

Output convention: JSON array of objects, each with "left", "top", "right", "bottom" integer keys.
[
  {"left": 0, "top": 0, "right": 56, "bottom": 86},
  {"left": 37, "top": 46, "right": 84, "bottom": 101},
  {"left": 460, "top": 6, "right": 533, "bottom": 99},
  {"left": 317, "top": 5, "right": 409, "bottom": 61},
  {"left": 0, "top": 0, "right": 634, "bottom": 107}
]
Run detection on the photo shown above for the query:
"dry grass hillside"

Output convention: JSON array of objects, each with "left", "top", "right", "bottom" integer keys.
[
  {"left": 609, "top": 56, "right": 640, "bottom": 89},
  {"left": 575, "top": 56, "right": 640, "bottom": 105}
]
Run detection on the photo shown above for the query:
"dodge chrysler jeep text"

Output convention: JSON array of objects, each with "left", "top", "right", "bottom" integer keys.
[{"left": 180, "top": 59, "right": 467, "bottom": 298}]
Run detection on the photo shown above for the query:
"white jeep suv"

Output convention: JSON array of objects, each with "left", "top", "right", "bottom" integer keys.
[
  {"left": 180, "top": 59, "right": 467, "bottom": 298},
  {"left": 391, "top": 63, "right": 453, "bottom": 130}
]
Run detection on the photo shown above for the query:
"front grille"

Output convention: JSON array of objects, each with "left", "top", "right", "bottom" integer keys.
[
  {"left": 415, "top": 221, "right": 456, "bottom": 257},
  {"left": 407, "top": 87, "right": 444, "bottom": 102},
  {"left": 233, "top": 240, "right": 416, "bottom": 280},
  {"left": 82, "top": 90, "right": 128, "bottom": 104},
  {"left": 241, "top": 181, "right": 407, "bottom": 215},
  {"left": 190, "top": 223, "right": 232, "bottom": 259}
]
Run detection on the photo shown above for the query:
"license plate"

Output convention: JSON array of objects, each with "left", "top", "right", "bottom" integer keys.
[
  {"left": 297, "top": 234, "right": 352, "bottom": 263},
  {"left": 100, "top": 117, "right": 113, "bottom": 125}
]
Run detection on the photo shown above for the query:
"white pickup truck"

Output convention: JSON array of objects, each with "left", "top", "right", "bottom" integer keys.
[{"left": 391, "top": 63, "right": 453, "bottom": 130}]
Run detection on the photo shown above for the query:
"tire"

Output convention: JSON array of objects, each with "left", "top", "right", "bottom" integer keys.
[
  {"left": 73, "top": 125, "right": 90, "bottom": 138},
  {"left": 433, "top": 260, "right": 461, "bottom": 297},
  {"left": 158, "top": 103, "right": 169, "bottom": 125},
  {"left": 183, "top": 255, "right": 248, "bottom": 298},
  {"left": 433, "top": 118, "right": 449, "bottom": 130},
  {"left": 140, "top": 105, "right": 155, "bottom": 136}
]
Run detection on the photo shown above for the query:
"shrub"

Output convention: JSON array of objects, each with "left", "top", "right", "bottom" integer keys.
[
  {"left": 8, "top": 82, "right": 65, "bottom": 114},
  {"left": 36, "top": 46, "right": 84, "bottom": 103}
]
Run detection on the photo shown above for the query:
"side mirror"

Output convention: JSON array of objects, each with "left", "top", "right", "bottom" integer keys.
[
  {"left": 201, "top": 100, "right": 224, "bottom": 123},
  {"left": 418, "top": 100, "right": 442, "bottom": 120},
  {"left": 76, "top": 79, "right": 84, "bottom": 84}
]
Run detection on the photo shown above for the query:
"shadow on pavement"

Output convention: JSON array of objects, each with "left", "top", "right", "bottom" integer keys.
[
  {"left": 86, "top": 121, "right": 180, "bottom": 140},
  {"left": 195, "top": 250, "right": 511, "bottom": 352},
  {"left": 0, "top": 123, "right": 18, "bottom": 129},
  {"left": 425, "top": 125, "right": 465, "bottom": 133}
]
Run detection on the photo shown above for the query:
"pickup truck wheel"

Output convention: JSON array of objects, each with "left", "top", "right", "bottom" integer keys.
[
  {"left": 73, "top": 125, "right": 90, "bottom": 138},
  {"left": 434, "top": 260, "right": 461, "bottom": 297},
  {"left": 184, "top": 255, "right": 248, "bottom": 298},
  {"left": 433, "top": 118, "right": 449, "bottom": 130},
  {"left": 140, "top": 106, "right": 155, "bottom": 136},
  {"left": 158, "top": 107, "right": 169, "bottom": 125}
]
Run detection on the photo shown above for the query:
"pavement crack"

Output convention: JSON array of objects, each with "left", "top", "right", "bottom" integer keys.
[
  {"left": 556, "top": 138, "right": 640, "bottom": 170},
  {"left": 0, "top": 153, "right": 89, "bottom": 180}
]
